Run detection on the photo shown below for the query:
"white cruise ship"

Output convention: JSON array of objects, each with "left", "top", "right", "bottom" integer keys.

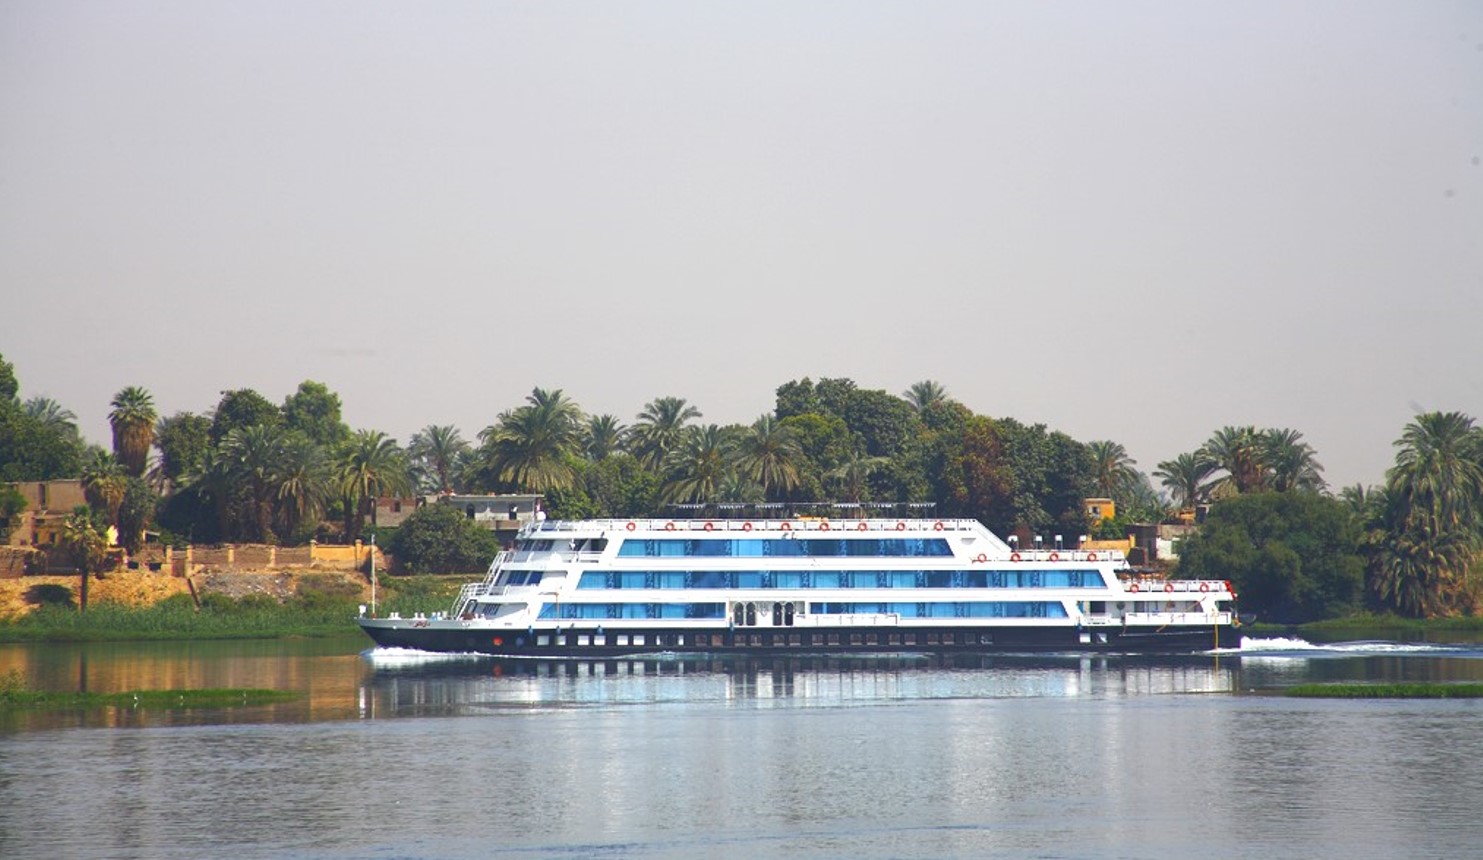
[{"left": 357, "top": 516, "right": 1240, "bottom": 656}]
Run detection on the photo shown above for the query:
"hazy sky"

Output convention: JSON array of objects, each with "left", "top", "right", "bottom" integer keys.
[{"left": 2, "top": 1, "right": 1481, "bottom": 491}]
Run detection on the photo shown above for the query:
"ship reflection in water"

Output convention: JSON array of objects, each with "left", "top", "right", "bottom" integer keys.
[{"left": 356, "top": 649, "right": 1239, "bottom": 718}]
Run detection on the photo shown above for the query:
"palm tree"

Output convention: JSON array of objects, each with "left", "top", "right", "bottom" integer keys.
[
  {"left": 733, "top": 415, "right": 803, "bottom": 499},
  {"left": 80, "top": 449, "right": 127, "bottom": 529},
  {"left": 1087, "top": 440, "right": 1140, "bottom": 503},
  {"left": 108, "top": 386, "right": 157, "bottom": 477},
  {"left": 629, "top": 396, "right": 702, "bottom": 470},
  {"left": 1387, "top": 411, "right": 1483, "bottom": 538},
  {"left": 273, "top": 433, "right": 332, "bottom": 541},
  {"left": 60, "top": 508, "right": 108, "bottom": 613},
  {"left": 661, "top": 425, "right": 735, "bottom": 503},
  {"left": 827, "top": 452, "right": 891, "bottom": 504},
  {"left": 477, "top": 388, "right": 583, "bottom": 492},
  {"left": 1264, "top": 428, "right": 1326, "bottom": 493},
  {"left": 582, "top": 415, "right": 627, "bottom": 462},
  {"left": 1200, "top": 426, "right": 1269, "bottom": 496},
  {"left": 220, "top": 424, "right": 287, "bottom": 542},
  {"left": 409, "top": 424, "right": 469, "bottom": 494},
  {"left": 902, "top": 380, "right": 949, "bottom": 413},
  {"left": 1153, "top": 452, "right": 1214, "bottom": 510},
  {"left": 23, "top": 396, "right": 77, "bottom": 435},
  {"left": 338, "top": 430, "right": 412, "bottom": 541}
]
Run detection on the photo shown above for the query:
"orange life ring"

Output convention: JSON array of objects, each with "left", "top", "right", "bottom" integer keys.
[
  {"left": 819, "top": 521, "right": 831, "bottom": 531},
  {"left": 1164, "top": 583, "right": 1174, "bottom": 594},
  {"left": 664, "top": 522, "right": 676, "bottom": 532},
  {"left": 1086, "top": 552, "right": 1098, "bottom": 561},
  {"left": 857, "top": 522, "right": 868, "bottom": 532},
  {"left": 1129, "top": 583, "right": 1139, "bottom": 593},
  {"left": 780, "top": 522, "right": 792, "bottom": 531},
  {"left": 493, "top": 636, "right": 503, "bottom": 647},
  {"left": 1010, "top": 552, "right": 1022, "bottom": 562},
  {"left": 975, "top": 553, "right": 988, "bottom": 563},
  {"left": 895, "top": 521, "right": 906, "bottom": 531},
  {"left": 1199, "top": 582, "right": 1210, "bottom": 593},
  {"left": 625, "top": 521, "right": 637, "bottom": 531},
  {"left": 742, "top": 522, "right": 753, "bottom": 532},
  {"left": 934, "top": 521, "right": 945, "bottom": 531},
  {"left": 1048, "top": 552, "right": 1060, "bottom": 562},
  {"left": 703, "top": 521, "right": 715, "bottom": 532}
]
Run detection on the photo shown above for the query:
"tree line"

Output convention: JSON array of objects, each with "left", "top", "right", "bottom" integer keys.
[{"left": 2, "top": 352, "right": 1480, "bottom": 620}]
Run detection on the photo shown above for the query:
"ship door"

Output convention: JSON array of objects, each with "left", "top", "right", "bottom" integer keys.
[
  {"left": 732, "top": 603, "right": 746, "bottom": 626},
  {"left": 783, "top": 602, "right": 795, "bottom": 626},
  {"left": 771, "top": 603, "right": 783, "bottom": 626},
  {"left": 745, "top": 603, "right": 757, "bottom": 626}
]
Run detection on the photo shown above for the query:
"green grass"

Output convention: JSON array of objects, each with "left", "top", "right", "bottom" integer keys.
[
  {"left": 1286, "top": 682, "right": 1483, "bottom": 699},
  {"left": 0, "top": 595, "right": 359, "bottom": 642}
]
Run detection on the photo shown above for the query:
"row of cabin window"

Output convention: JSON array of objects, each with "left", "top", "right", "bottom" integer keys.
[
  {"left": 576, "top": 570, "right": 1105, "bottom": 590},
  {"left": 535, "top": 601, "right": 1068, "bottom": 620},
  {"left": 528, "top": 632, "right": 994, "bottom": 648},
  {"left": 615, "top": 538, "right": 954, "bottom": 558}
]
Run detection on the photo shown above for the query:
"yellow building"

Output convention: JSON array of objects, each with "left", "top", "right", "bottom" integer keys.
[{"left": 1084, "top": 497, "right": 1115, "bottom": 524}]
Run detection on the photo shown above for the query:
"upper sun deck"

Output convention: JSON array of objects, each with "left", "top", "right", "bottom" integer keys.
[{"left": 515, "top": 518, "right": 1117, "bottom": 563}]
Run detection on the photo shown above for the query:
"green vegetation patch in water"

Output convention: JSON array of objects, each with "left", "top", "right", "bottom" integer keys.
[
  {"left": 1286, "top": 682, "right": 1483, "bottom": 699},
  {"left": 0, "top": 669, "right": 297, "bottom": 710}
]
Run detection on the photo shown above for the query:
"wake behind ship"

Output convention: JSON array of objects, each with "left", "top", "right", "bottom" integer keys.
[{"left": 357, "top": 514, "right": 1240, "bottom": 657}]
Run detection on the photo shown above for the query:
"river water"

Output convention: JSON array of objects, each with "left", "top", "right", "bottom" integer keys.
[{"left": 2, "top": 636, "right": 1482, "bottom": 859}]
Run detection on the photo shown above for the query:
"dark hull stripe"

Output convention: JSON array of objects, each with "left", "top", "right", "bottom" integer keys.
[{"left": 359, "top": 622, "right": 1239, "bottom": 656}]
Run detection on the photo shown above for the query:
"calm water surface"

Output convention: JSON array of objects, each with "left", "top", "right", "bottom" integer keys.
[{"left": 2, "top": 636, "right": 1482, "bottom": 859}]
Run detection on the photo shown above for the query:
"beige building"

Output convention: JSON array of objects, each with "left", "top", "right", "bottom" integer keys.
[{"left": 4, "top": 479, "right": 87, "bottom": 548}]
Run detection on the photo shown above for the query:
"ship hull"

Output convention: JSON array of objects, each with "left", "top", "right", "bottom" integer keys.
[{"left": 357, "top": 619, "right": 1239, "bottom": 657}]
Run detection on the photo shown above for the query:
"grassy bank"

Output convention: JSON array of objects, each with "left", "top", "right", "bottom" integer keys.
[
  {"left": 1286, "top": 682, "right": 1483, "bottom": 698},
  {"left": 0, "top": 573, "right": 470, "bottom": 643}
]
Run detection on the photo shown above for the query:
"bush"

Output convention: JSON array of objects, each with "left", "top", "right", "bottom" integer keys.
[{"left": 385, "top": 504, "right": 501, "bottom": 574}]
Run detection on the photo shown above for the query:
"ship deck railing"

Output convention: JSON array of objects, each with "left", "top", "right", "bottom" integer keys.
[
  {"left": 528, "top": 517, "right": 990, "bottom": 534},
  {"left": 1117, "top": 579, "right": 1233, "bottom": 594}
]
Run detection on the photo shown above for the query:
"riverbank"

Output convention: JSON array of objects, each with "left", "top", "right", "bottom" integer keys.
[{"left": 0, "top": 570, "right": 469, "bottom": 642}]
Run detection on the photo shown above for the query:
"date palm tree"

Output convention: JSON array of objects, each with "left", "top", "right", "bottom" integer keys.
[
  {"left": 109, "top": 386, "right": 157, "bottom": 477},
  {"left": 274, "top": 432, "right": 333, "bottom": 541},
  {"left": 220, "top": 424, "right": 286, "bottom": 542},
  {"left": 629, "top": 396, "right": 701, "bottom": 470},
  {"left": 661, "top": 425, "right": 735, "bottom": 504},
  {"left": 1153, "top": 452, "right": 1214, "bottom": 510},
  {"left": 1087, "top": 440, "right": 1140, "bottom": 503},
  {"left": 1201, "top": 426, "right": 1269, "bottom": 496},
  {"left": 409, "top": 424, "right": 469, "bottom": 494},
  {"left": 60, "top": 508, "right": 108, "bottom": 613},
  {"left": 1264, "top": 428, "right": 1326, "bottom": 493},
  {"left": 477, "top": 388, "right": 582, "bottom": 492},
  {"left": 734, "top": 415, "right": 803, "bottom": 499},
  {"left": 1387, "top": 411, "right": 1483, "bottom": 538},
  {"left": 827, "top": 451, "right": 891, "bottom": 504},
  {"left": 80, "top": 449, "right": 127, "bottom": 529},
  {"left": 902, "top": 380, "right": 949, "bottom": 413},
  {"left": 338, "top": 430, "right": 411, "bottom": 541},
  {"left": 582, "top": 415, "right": 627, "bottom": 462},
  {"left": 23, "top": 396, "right": 77, "bottom": 435}
]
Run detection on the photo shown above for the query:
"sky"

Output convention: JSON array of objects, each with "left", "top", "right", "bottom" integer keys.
[{"left": 2, "top": 1, "right": 1481, "bottom": 492}]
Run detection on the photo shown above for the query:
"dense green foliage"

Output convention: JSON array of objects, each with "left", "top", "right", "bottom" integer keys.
[
  {"left": 4, "top": 346, "right": 1483, "bottom": 622},
  {"left": 1177, "top": 492, "right": 1364, "bottom": 624},
  {"left": 385, "top": 503, "right": 501, "bottom": 573}
]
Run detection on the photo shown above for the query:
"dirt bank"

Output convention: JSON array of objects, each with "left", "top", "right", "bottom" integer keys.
[{"left": 0, "top": 569, "right": 371, "bottom": 620}]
